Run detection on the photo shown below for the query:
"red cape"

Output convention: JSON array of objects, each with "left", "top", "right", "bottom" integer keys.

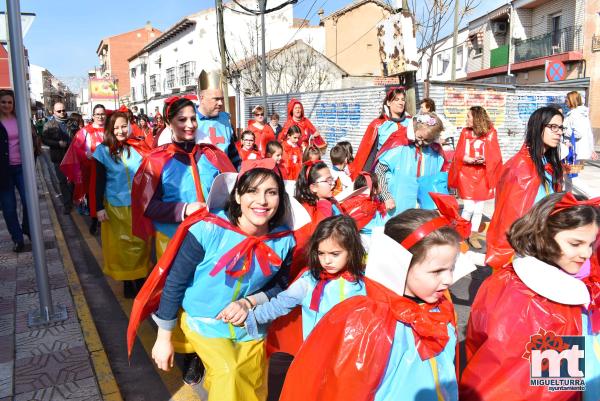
[
  {"left": 448, "top": 127, "right": 502, "bottom": 201},
  {"left": 279, "top": 278, "right": 456, "bottom": 401},
  {"left": 247, "top": 120, "right": 276, "bottom": 157},
  {"left": 280, "top": 140, "right": 302, "bottom": 180},
  {"left": 349, "top": 117, "right": 387, "bottom": 180},
  {"left": 279, "top": 98, "right": 317, "bottom": 148},
  {"left": 460, "top": 265, "right": 593, "bottom": 401},
  {"left": 485, "top": 145, "right": 559, "bottom": 270},
  {"left": 236, "top": 143, "right": 262, "bottom": 161},
  {"left": 340, "top": 193, "right": 386, "bottom": 231},
  {"left": 130, "top": 143, "right": 235, "bottom": 241}
]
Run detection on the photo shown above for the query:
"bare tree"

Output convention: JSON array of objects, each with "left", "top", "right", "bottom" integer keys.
[{"left": 411, "top": 0, "right": 479, "bottom": 96}]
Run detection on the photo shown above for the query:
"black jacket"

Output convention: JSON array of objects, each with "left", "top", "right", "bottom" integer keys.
[{"left": 42, "top": 118, "right": 70, "bottom": 163}]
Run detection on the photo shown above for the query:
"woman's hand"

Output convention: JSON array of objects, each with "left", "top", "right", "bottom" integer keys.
[
  {"left": 152, "top": 328, "right": 174, "bottom": 371},
  {"left": 216, "top": 299, "right": 251, "bottom": 326},
  {"left": 463, "top": 156, "right": 477, "bottom": 164},
  {"left": 384, "top": 198, "right": 396, "bottom": 211},
  {"left": 97, "top": 209, "right": 109, "bottom": 222},
  {"left": 185, "top": 202, "right": 206, "bottom": 217}
]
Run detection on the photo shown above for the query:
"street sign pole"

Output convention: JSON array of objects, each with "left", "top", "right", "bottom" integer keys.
[{"left": 5, "top": 0, "right": 67, "bottom": 326}]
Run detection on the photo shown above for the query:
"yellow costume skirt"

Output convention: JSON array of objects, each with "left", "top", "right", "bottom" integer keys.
[
  {"left": 181, "top": 312, "right": 267, "bottom": 401},
  {"left": 100, "top": 203, "right": 151, "bottom": 281}
]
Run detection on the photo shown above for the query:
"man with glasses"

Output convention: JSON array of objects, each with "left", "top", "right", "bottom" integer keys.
[{"left": 42, "top": 102, "right": 73, "bottom": 214}]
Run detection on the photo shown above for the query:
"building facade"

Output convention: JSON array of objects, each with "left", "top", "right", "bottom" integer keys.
[{"left": 416, "top": 28, "right": 470, "bottom": 82}]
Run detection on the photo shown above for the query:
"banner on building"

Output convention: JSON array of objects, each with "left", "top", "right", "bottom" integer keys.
[{"left": 89, "top": 77, "right": 118, "bottom": 101}]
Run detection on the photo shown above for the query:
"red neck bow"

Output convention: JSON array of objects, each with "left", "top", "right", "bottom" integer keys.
[
  {"left": 551, "top": 192, "right": 600, "bottom": 215},
  {"left": 401, "top": 193, "right": 471, "bottom": 250},
  {"left": 309, "top": 270, "right": 356, "bottom": 312},
  {"left": 208, "top": 218, "right": 291, "bottom": 278},
  {"left": 238, "top": 158, "right": 278, "bottom": 179}
]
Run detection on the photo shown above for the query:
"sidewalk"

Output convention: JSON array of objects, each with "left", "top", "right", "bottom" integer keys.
[{"left": 0, "top": 166, "right": 120, "bottom": 401}]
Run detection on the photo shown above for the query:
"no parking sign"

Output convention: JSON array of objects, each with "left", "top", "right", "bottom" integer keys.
[{"left": 545, "top": 60, "right": 567, "bottom": 82}]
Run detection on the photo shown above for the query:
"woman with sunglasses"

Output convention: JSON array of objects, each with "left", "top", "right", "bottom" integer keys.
[
  {"left": 247, "top": 105, "right": 275, "bottom": 157},
  {"left": 486, "top": 106, "right": 564, "bottom": 270}
]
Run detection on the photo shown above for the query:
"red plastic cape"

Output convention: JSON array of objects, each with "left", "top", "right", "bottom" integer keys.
[
  {"left": 279, "top": 278, "right": 455, "bottom": 401},
  {"left": 130, "top": 143, "right": 235, "bottom": 241},
  {"left": 236, "top": 144, "right": 262, "bottom": 161},
  {"left": 349, "top": 117, "right": 386, "bottom": 180},
  {"left": 279, "top": 98, "right": 317, "bottom": 147},
  {"left": 485, "top": 145, "right": 559, "bottom": 270},
  {"left": 247, "top": 120, "right": 276, "bottom": 157},
  {"left": 340, "top": 193, "right": 386, "bottom": 231},
  {"left": 460, "top": 265, "right": 591, "bottom": 401},
  {"left": 59, "top": 124, "right": 104, "bottom": 202},
  {"left": 448, "top": 127, "right": 502, "bottom": 200},
  {"left": 280, "top": 140, "right": 303, "bottom": 180},
  {"left": 126, "top": 208, "right": 291, "bottom": 357}
]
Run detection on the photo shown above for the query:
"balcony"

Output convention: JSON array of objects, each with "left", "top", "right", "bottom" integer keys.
[
  {"left": 514, "top": 25, "right": 582, "bottom": 63},
  {"left": 490, "top": 45, "right": 509, "bottom": 68}
]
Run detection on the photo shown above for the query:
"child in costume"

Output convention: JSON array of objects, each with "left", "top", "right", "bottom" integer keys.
[
  {"left": 93, "top": 111, "right": 151, "bottom": 298},
  {"left": 291, "top": 161, "right": 342, "bottom": 280},
  {"left": 374, "top": 112, "right": 449, "bottom": 216},
  {"left": 329, "top": 143, "right": 353, "bottom": 198},
  {"left": 265, "top": 140, "right": 287, "bottom": 179},
  {"left": 448, "top": 106, "right": 502, "bottom": 249},
  {"left": 279, "top": 193, "right": 472, "bottom": 401},
  {"left": 279, "top": 98, "right": 324, "bottom": 150},
  {"left": 280, "top": 125, "right": 303, "bottom": 180},
  {"left": 237, "top": 130, "right": 262, "bottom": 161},
  {"left": 486, "top": 106, "right": 564, "bottom": 269},
  {"left": 247, "top": 105, "right": 276, "bottom": 157},
  {"left": 461, "top": 192, "right": 600, "bottom": 401},
  {"left": 141, "top": 161, "right": 305, "bottom": 401},
  {"left": 302, "top": 144, "right": 321, "bottom": 163}
]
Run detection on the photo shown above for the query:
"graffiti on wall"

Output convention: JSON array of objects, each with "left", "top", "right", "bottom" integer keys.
[
  {"left": 443, "top": 87, "right": 507, "bottom": 128},
  {"left": 314, "top": 102, "right": 362, "bottom": 145},
  {"left": 515, "top": 94, "right": 567, "bottom": 125}
]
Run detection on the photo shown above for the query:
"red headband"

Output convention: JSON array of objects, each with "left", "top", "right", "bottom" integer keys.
[
  {"left": 359, "top": 171, "right": 373, "bottom": 192},
  {"left": 303, "top": 160, "right": 320, "bottom": 181},
  {"left": 400, "top": 193, "right": 471, "bottom": 250},
  {"left": 238, "top": 158, "right": 278, "bottom": 180},
  {"left": 164, "top": 94, "right": 198, "bottom": 119},
  {"left": 386, "top": 86, "right": 406, "bottom": 98},
  {"left": 551, "top": 193, "right": 600, "bottom": 215}
]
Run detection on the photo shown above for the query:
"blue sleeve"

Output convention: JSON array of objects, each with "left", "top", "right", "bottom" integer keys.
[{"left": 153, "top": 232, "right": 205, "bottom": 328}]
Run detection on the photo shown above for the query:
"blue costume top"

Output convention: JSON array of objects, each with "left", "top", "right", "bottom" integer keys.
[
  {"left": 377, "top": 119, "right": 411, "bottom": 149},
  {"left": 93, "top": 144, "right": 143, "bottom": 207},
  {"left": 155, "top": 210, "right": 295, "bottom": 342},
  {"left": 378, "top": 143, "right": 448, "bottom": 216},
  {"left": 154, "top": 154, "right": 221, "bottom": 238},
  {"left": 374, "top": 318, "right": 458, "bottom": 401},
  {"left": 360, "top": 210, "right": 390, "bottom": 237},
  {"left": 196, "top": 109, "right": 240, "bottom": 168},
  {"left": 246, "top": 270, "right": 366, "bottom": 339}
]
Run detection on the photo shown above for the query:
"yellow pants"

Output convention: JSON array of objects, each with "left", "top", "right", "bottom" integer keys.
[
  {"left": 155, "top": 230, "right": 171, "bottom": 260},
  {"left": 181, "top": 312, "right": 267, "bottom": 401}
]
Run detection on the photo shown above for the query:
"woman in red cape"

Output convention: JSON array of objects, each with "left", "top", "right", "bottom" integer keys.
[
  {"left": 461, "top": 193, "right": 600, "bottom": 401},
  {"left": 278, "top": 98, "right": 324, "bottom": 150},
  {"left": 485, "top": 106, "right": 564, "bottom": 270},
  {"left": 247, "top": 105, "right": 276, "bottom": 157},
  {"left": 448, "top": 106, "right": 502, "bottom": 249}
]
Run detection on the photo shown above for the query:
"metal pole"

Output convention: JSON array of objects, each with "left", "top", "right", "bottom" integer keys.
[
  {"left": 5, "top": 0, "right": 67, "bottom": 326},
  {"left": 451, "top": 0, "right": 460, "bottom": 81},
  {"left": 216, "top": 0, "right": 230, "bottom": 113},
  {"left": 260, "top": 0, "right": 268, "bottom": 111}
]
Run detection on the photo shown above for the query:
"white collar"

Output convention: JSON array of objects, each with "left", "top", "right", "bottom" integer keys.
[{"left": 512, "top": 256, "right": 590, "bottom": 305}]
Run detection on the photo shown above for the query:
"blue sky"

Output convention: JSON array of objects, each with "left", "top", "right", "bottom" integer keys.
[{"left": 10, "top": 0, "right": 501, "bottom": 81}]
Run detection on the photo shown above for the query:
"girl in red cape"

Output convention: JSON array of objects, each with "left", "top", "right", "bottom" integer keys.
[
  {"left": 278, "top": 193, "right": 471, "bottom": 401},
  {"left": 461, "top": 192, "right": 600, "bottom": 401},
  {"left": 237, "top": 130, "right": 262, "bottom": 161},
  {"left": 279, "top": 98, "right": 325, "bottom": 150},
  {"left": 485, "top": 106, "right": 564, "bottom": 270},
  {"left": 247, "top": 105, "right": 276, "bottom": 157},
  {"left": 265, "top": 140, "right": 288, "bottom": 179},
  {"left": 448, "top": 106, "right": 502, "bottom": 249},
  {"left": 280, "top": 125, "right": 303, "bottom": 180}
]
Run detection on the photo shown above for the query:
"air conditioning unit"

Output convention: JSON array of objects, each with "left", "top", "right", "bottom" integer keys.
[{"left": 493, "top": 21, "right": 508, "bottom": 35}]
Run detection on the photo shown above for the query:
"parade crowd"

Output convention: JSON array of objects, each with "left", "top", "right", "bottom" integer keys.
[{"left": 1, "top": 71, "right": 598, "bottom": 401}]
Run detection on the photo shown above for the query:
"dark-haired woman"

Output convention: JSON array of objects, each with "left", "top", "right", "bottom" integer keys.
[
  {"left": 93, "top": 111, "right": 151, "bottom": 297},
  {"left": 149, "top": 164, "right": 297, "bottom": 401},
  {"left": 350, "top": 87, "right": 411, "bottom": 179},
  {"left": 486, "top": 106, "right": 564, "bottom": 270},
  {"left": 461, "top": 192, "right": 600, "bottom": 400}
]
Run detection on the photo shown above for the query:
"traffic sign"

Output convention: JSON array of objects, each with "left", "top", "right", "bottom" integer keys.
[{"left": 545, "top": 60, "right": 567, "bottom": 82}]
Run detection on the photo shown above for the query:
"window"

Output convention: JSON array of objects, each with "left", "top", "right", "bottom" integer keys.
[
  {"left": 149, "top": 75, "right": 157, "bottom": 92},
  {"left": 140, "top": 84, "right": 146, "bottom": 99},
  {"left": 437, "top": 54, "right": 444, "bottom": 75},
  {"left": 456, "top": 45, "right": 464, "bottom": 69},
  {"left": 470, "top": 34, "right": 483, "bottom": 56},
  {"left": 178, "top": 61, "right": 196, "bottom": 86},
  {"left": 130, "top": 67, "right": 136, "bottom": 78},
  {"left": 166, "top": 68, "right": 175, "bottom": 89},
  {"left": 551, "top": 14, "right": 562, "bottom": 47},
  {"left": 141, "top": 63, "right": 147, "bottom": 74},
  {"left": 131, "top": 87, "right": 136, "bottom": 101}
]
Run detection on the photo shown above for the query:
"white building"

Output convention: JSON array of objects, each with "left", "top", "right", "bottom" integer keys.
[
  {"left": 416, "top": 28, "right": 470, "bottom": 82},
  {"left": 127, "top": 0, "right": 325, "bottom": 117}
]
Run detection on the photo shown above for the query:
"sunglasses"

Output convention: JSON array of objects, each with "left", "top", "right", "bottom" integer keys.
[
  {"left": 254, "top": 113, "right": 264, "bottom": 116},
  {"left": 55, "top": 110, "right": 66, "bottom": 113}
]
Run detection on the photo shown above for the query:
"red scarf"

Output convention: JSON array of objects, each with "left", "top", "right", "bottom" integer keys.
[{"left": 309, "top": 270, "right": 355, "bottom": 312}]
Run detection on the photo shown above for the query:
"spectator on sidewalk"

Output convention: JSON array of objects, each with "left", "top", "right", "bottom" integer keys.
[
  {"left": 0, "top": 89, "right": 38, "bottom": 252},
  {"left": 419, "top": 98, "right": 456, "bottom": 149},
  {"left": 564, "top": 91, "right": 597, "bottom": 161},
  {"left": 42, "top": 102, "right": 73, "bottom": 214}
]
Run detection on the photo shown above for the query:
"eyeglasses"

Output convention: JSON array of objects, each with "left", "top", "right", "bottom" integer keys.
[
  {"left": 315, "top": 178, "right": 335, "bottom": 185},
  {"left": 55, "top": 110, "right": 65, "bottom": 113},
  {"left": 545, "top": 124, "right": 565, "bottom": 133},
  {"left": 254, "top": 113, "right": 264, "bottom": 116},
  {"left": 94, "top": 113, "right": 106, "bottom": 117}
]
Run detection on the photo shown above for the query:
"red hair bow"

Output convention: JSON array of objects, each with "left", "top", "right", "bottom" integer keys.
[
  {"left": 551, "top": 192, "right": 600, "bottom": 215},
  {"left": 238, "top": 158, "right": 277, "bottom": 178},
  {"left": 386, "top": 86, "right": 406, "bottom": 98},
  {"left": 303, "top": 160, "right": 320, "bottom": 180},
  {"left": 117, "top": 105, "right": 129, "bottom": 113},
  {"left": 400, "top": 193, "right": 471, "bottom": 250},
  {"left": 164, "top": 94, "right": 198, "bottom": 119}
]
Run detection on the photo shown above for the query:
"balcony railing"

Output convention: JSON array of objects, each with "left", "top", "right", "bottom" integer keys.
[{"left": 514, "top": 25, "right": 582, "bottom": 63}]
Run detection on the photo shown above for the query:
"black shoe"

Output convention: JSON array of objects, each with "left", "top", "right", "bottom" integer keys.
[
  {"left": 182, "top": 354, "right": 205, "bottom": 385},
  {"left": 13, "top": 241, "right": 25, "bottom": 253},
  {"left": 123, "top": 281, "right": 136, "bottom": 299},
  {"left": 89, "top": 219, "right": 98, "bottom": 235}
]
